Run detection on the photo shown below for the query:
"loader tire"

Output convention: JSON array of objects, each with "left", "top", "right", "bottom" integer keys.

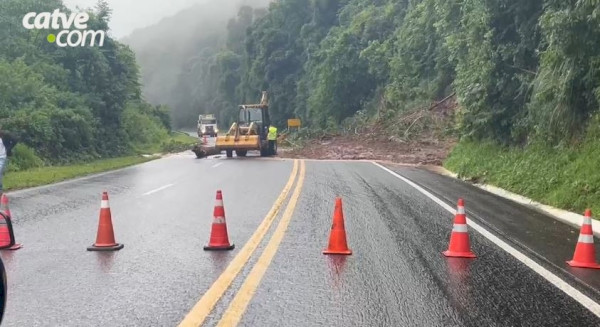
[
  {"left": 236, "top": 150, "right": 247, "bottom": 157},
  {"left": 226, "top": 150, "right": 233, "bottom": 158},
  {"left": 260, "top": 141, "right": 269, "bottom": 157}
]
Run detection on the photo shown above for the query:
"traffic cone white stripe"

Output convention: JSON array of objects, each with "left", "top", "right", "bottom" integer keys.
[
  {"left": 457, "top": 206, "right": 465, "bottom": 214},
  {"left": 452, "top": 224, "right": 468, "bottom": 233},
  {"left": 215, "top": 199, "right": 223, "bottom": 207},
  {"left": 214, "top": 216, "right": 225, "bottom": 224},
  {"left": 101, "top": 200, "right": 109, "bottom": 209},
  {"left": 578, "top": 234, "right": 595, "bottom": 244}
]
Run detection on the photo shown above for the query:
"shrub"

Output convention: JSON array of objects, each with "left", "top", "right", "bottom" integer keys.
[{"left": 6, "top": 144, "right": 44, "bottom": 172}]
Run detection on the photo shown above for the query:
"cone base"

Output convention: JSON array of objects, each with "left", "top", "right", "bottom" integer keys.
[
  {"left": 566, "top": 260, "right": 600, "bottom": 269},
  {"left": 87, "top": 243, "right": 124, "bottom": 251},
  {"left": 443, "top": 250, "right": 476, "bottom": 258},
  {"left": 323, "top": 249, "right": 352, "bottom": 255},
  {"left": 6, "top": 243, "right": 22, "bottom": 250},
  {"left": 203, "top": 243, "right": 235, "bottom": 251}
]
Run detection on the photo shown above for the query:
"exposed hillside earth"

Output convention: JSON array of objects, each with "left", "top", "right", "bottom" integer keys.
[{"left": 278, "top": 95, "right": 458, "bottom": 165}]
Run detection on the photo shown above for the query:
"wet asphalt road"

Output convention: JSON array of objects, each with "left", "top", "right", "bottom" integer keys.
[
  {"left": 2, "top": 153, "right": 600, "bottom": 326},
  {"left": 2, "top": 150, "right": 291, "bottom": 326}
]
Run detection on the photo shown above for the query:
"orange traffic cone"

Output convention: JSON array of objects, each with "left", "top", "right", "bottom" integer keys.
[
  {"left": 203, "top": 190, "right": 234, "bottom": 251},
  {"left": 443, "top": 198, "right": 476, "bottom": 258},
  {"left": 0, "top": 213, "right": 18, "bottom": 250},
  {"left": 567, "top": 209, "right": 600, "bottom": 269},
  {"left": 87, "top": 192, "right": 124, "bottom": 251},
  {"left": 0, "top": 195, "right": 22, "bottom": 250},
  {"left": 323, "top": 197, "right": 352, "bottom": 255},
  {"left": 1, "top": 194, "right": 11, "bottom": 217}
]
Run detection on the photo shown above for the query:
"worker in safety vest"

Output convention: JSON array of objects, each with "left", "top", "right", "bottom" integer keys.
[{"left": 268, "top": 125, "right": 277, "bottom": 155}]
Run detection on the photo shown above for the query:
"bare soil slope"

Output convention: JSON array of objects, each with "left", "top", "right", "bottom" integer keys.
[{"left": 278, "top": 95, "right": 458, "bottom": 165}]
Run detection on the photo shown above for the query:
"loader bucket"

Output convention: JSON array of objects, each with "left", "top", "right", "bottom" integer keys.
[{"left": 216, "top": 134, "right": 260, "bottom": 150}]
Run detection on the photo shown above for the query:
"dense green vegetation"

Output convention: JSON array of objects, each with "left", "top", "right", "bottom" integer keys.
[
  {"left": 132, "top": 0, "right": 600, "bottom": 146},
  {"left": 446, "top": 111, "right": 600, "bottom": 216},
  {"left": 127, "top": 0, "right": 600, "bottom": 213},
  {"left": 5, "top": 0, "right": 600, "bottom": 210},
  {"left": 0, "top": 0, "right": 188, "bottom": 172},
  {"left": 444, "top": 136, "right": 600, "bottom": 216}
]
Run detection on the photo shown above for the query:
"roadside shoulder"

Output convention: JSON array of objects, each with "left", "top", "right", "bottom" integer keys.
[{"left": 425, "top": 165, "right": 600, "bottom": 237}]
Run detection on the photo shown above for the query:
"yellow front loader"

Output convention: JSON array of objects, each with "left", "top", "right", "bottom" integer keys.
[{"left": 215, "top": 91, "right": 273, "bottom": 157}]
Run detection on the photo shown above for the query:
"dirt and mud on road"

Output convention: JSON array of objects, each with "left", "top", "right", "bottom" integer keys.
[
  {"left": 278, "top": 134, "right": 455, "bottom": 165},
  {"left": 278, "top": 95, "right": 458, "bottom": 165}
]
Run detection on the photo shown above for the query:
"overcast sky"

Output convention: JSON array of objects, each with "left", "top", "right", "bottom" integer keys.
[{"left": 62, "top": 0, "right": 209, "bottom": 38}]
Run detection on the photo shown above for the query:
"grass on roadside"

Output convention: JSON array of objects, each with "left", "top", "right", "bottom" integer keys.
[
  {"left": 160, "top": 132, "right": 198, "bottom": 153},
  {"left": 4, "top": 132, "right": 197, "bottom": 191},
  {"left": 443, "top": 140, "right": 600, "bottom": 217},
  {"left": 132, "top": 131, "right": 197, "bottom": 154},
  {"left": 5, "top": 155, "right": 160, "bottom": 191}
]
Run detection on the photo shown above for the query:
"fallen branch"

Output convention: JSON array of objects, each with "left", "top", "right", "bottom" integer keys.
[
  {"left": 428, "top": 92, "right": 456, "bottom": 111},
  {"left": 404, "top": 113, "right": 426, "bottom": 138}
]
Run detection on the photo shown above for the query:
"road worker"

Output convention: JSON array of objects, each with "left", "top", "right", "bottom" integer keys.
[
  {"left": 268, "top": 125, "right": 277, "bottom": 155},
  {"left": 0, "top": 129, "right": 17, "bottom": 198}
]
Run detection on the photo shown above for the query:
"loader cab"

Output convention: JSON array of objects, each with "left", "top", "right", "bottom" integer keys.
[
  {"left": 238, "top": 105, "right": 270, "bottom": 140},
  {"left": 216, "top": 91, "right": 272, "bottom": 157}
]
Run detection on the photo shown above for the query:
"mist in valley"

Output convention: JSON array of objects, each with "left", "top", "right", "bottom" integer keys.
[{"left": 121, "top": 0, "right": 272, "bottom": 128}]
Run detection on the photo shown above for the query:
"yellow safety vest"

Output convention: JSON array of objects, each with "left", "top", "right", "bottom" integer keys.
[{"left": 268, "top": 126, "right": 277, "bottom": 140}]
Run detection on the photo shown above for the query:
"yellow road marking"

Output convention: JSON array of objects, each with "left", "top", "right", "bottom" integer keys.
[
  {"left": 178, "top": 159, "right": 299, "bottom": 327},
  {"left": 216, "top": 160, "right": 306, "bottom": 327}
]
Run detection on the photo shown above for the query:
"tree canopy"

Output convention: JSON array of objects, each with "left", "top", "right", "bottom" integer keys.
[
  {"left": 131, "top": 0, "right": 600, "bottom": 147},
  {"left": 0, "top": 0, "right": 171, "bottom": 165}
]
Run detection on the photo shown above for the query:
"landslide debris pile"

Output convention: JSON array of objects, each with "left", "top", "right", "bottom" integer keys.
[{"left": 279, "top": 95, "right": 458, "bottom": 165}]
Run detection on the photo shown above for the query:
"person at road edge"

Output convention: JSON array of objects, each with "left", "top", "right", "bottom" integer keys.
[
  {"left": 268, "top": 125, "right": 277, "bottom": 155},
  {"left": 0, "top": 130, "right": 18, "bottom": 197}
]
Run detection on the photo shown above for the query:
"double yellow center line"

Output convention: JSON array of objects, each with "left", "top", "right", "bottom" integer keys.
[{"left": 178, "top": 159, "right": 306, "bottom": 327}]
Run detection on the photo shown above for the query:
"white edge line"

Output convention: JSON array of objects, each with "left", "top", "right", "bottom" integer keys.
[
  {"left": 142, "top": 183, "right": 175, "bottom": 196},
  {"left": 475, "top": 183, "right": 599, "bottom": 237},
  {"left": 427, "top": 165, "right": 599, "bottom": 237},
  {"left": 212, "top": 163, "right": 223, "bottom": 168},
  {"left": 372, "top": 161, "right": 600, "bottom": 318}
]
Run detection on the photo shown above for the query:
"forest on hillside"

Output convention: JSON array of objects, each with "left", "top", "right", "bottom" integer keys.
[
  {"left": 0, "top": 0, "right": 173, "bottom": 169},
  {"left": 2, "top": 0, "right": 600, "bottom": 171},
  {"left": 131, "top": 0, "right": 600, "bottom": 148}
]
